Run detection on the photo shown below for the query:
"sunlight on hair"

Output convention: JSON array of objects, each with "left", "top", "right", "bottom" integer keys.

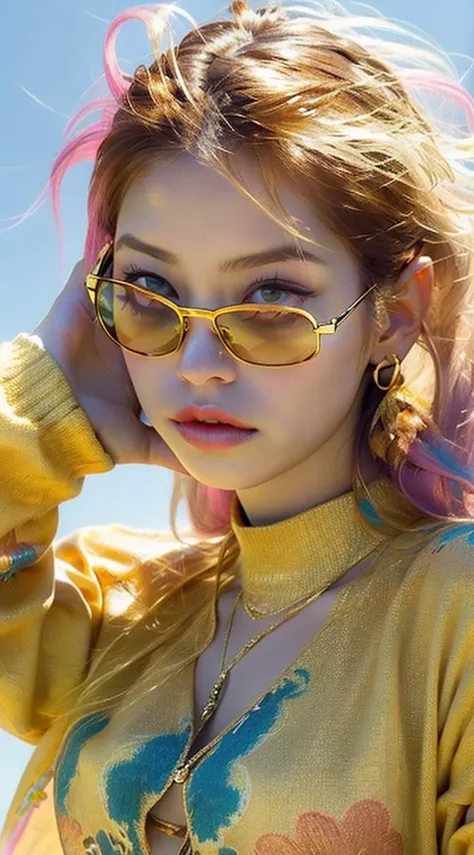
[{"left": 15, "top": 0, "right": 474, "bottom": 724}]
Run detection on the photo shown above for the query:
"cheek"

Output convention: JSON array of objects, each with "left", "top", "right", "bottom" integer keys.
[{"left": 259, "top": 334, "right": 368, "bottom": 440}]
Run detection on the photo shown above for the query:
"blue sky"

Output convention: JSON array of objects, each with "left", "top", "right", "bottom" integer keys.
[{"left": 0, "top": 0, "right": 473, "bottom": 830}]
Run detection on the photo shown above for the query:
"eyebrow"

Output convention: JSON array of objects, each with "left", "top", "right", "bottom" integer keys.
[{"left": 115, "top": 233, "right": 328, "bottom": 272}]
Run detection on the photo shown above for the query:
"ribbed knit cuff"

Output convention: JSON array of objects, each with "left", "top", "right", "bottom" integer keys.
[{"left": 0, "top": 334, "right": 114, "bottom": 478}]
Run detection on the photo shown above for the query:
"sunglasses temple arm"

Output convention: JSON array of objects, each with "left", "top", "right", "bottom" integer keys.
[{"left": 321, "top": 282, "right": 378, "bottom": 333}]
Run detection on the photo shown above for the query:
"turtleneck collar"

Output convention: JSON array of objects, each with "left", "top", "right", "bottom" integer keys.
[{"left": 231, "top": 482, "right": 390, "bottom": 616}]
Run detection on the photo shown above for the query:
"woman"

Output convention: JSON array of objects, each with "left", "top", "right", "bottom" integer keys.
[{"left": 1, "top": 1, "right": 474, "bottom": 852}]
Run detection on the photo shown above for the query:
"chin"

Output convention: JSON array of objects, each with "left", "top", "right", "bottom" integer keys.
[
  {"left": 162, "top": 430, "right": 265, "bottom": 489},
  {"left": 180, "top": 468, "right": 257, "bottom": 492},
  {"left": 176, "top": 455, "right": 281, "bottom": 492}
]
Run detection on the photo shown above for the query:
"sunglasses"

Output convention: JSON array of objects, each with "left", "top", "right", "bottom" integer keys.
[{"left": 85, "top": 242, "right": 379, "bottom": 368}]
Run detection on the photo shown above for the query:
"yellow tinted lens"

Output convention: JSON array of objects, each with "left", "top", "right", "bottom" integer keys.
[
  {"left": 97, "top": 281, "right": 181, "bottom": 355},
  {"left": 216, "top": 308, "right": 318, "bottom": 366}
]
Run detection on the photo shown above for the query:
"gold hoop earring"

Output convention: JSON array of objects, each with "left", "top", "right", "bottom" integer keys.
[{"left": 373, "top": 354, "right": 404, "bottom": 392}]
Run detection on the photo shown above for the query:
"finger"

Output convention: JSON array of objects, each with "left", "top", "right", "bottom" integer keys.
[
  {"left": 63, "top": 259, "right": 96, "bottom": 322},
  {"left": 143, "top": 426, "right": 188, "bottom": 472},
  {"left": 64, "top": 259, "right": 87, "bottom": 292}
]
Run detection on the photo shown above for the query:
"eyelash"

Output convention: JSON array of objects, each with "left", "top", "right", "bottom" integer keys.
[
  {"left": 119, "top": 263, "right": 314, "bottom": 304},
  {"left": 250, "top": 274, "right": 311, "bottom": 302},
  {"left": 121, "top": 263, "right": 167, "bottom": 288}
]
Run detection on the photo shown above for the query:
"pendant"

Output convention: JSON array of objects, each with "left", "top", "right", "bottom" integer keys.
[
  {"left": 173, "top": 763, "right": 191, "bottom": 784},
  {"left": 200, "top": 672, "right": 228, "bottom": 723},
  {"left": 174, "top": 673, "right": 229, "bottom": 785}
]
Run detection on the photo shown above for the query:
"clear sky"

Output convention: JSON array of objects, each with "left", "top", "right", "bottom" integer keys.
[{"left": 0, "top": 0, "right": 473, "bottom": 830}]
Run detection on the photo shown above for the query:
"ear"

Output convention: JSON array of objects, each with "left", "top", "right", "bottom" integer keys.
[{"left": 369, "top": 255, "right": 434, "bottom": 368}]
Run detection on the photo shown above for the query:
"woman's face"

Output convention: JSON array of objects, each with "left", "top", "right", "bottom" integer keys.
[{"left": 114, "top": 153, "right": 376, "bottom": 522}]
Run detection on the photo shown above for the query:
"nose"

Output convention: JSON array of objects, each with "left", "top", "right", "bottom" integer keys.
[{"left": 176, "top": 318, "right": 236, "bottom": 386}]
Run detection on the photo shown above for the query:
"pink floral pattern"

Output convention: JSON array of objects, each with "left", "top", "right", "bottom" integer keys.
[
  {"left": 58, "top": 814, "right": 85, "bottom": 854},
  {"left": 254, "top": 799, "right": 404, "bottom": 855}
]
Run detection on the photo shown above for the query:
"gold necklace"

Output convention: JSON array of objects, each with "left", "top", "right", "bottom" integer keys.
[
  {"left": 170, "top": 576, "right": 336, "bottom": 854},
  {"left": 242, "top": 587, "right": 325, "bottom": 620},
  {"left": 153, "top": 532, "right": 337, "bottom": 854},
  {"left": 172, "top": 573, "right": 336, "bottom": 786}
]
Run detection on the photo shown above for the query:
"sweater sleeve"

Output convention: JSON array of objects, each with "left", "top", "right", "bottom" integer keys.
[
  {"left": 0, "top": 334, "right": 114, "bottom": 744},
  {"left": 433, "top": 524, "right": 474, "bottom": 853}
]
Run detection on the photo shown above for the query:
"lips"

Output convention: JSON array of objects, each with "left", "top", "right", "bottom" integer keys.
[
  {"left": 171, "top": 406, "right": 257, "bottom": 451},
  {"left": 173, "top": 406, "right": 255, "bottom": 430}
]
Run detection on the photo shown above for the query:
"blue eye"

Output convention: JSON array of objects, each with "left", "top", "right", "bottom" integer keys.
[
  {"left": 253, "top": 286, "right": 288, "bottom": 304},
  {"left": 248, "top": 279, "right": 311, "bottom": 308},
  {"left": 121, "top": 265, "right": 177, "bottom": 300}
]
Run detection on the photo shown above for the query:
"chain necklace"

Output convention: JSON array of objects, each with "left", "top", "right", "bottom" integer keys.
[
  {"left": 168, "top": 577, "right": 337, "bottom": 855},
  {"left": 242, "top": 586, "right": 328, "bottom": 620},
  {"left": 150, "top": 531, "right": 339, "bottom": 854},
  {"left": 172, "top": 573, "right": 336, "bottom": 787}
]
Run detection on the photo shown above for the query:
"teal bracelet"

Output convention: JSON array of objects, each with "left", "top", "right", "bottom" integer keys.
[{"left": 0, "top": 545, "right": 39, "bottom": 582}]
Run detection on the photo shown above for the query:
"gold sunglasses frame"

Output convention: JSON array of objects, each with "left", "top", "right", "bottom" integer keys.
[{"left": 85, "top": 242, "right": 379, "bottom": 368}]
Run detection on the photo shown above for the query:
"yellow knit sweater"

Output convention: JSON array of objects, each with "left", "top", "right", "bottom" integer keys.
[{"left": 1, "top": 334, "right": 474, "bottom": 855}]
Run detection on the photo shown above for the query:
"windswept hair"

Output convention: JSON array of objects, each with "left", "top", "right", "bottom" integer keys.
[
  {"left": 37, "top": 0, "right": 474, "bottom": 728},
  {"left": 49, "top": 0, "right": 474, "bottom": 537}
]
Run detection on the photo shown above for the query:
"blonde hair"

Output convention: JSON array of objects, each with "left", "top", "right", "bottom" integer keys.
[{"left": 49, "top": 0, "right": 474, "bottom": 719}]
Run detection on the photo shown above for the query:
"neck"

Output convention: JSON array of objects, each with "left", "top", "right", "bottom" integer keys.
[
  {"left": 232, "top": 476, "right": 391, "bottom": 616},
  {"left": 237, "top": 411, "right": 357, "bottom": 527}
]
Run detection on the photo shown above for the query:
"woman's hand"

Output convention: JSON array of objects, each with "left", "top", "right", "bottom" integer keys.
[{"left": 35, "top": 259, "right": 186, "bottom": 471}]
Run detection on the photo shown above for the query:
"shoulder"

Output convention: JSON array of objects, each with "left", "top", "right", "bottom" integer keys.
[
  {"left": 400, "top": 519, "right": 474, "bottom": 659},
  {"left": 413, "top": 521, "right": 474, "bottom": 727},
  {"left": 398, "top": 519, "right": 474, "bottom": 607},
  {"left": 413, "top": 519, "right": 474, "bottom": 582},
  {"left": 56, "top": 520, "right": 222, "bottom": 561},
  {"left": 54, "top": 522, "right": 225, "bottom": 607},
  {"left": 381, "top": 519, "right": 474, "bottom": 648}
]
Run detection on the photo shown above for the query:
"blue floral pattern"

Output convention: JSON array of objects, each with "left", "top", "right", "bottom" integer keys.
[
  {"left": 55, "top": 713, "right": 192, "bottom": 854},
  {"left": 187, "top": 668, "right": 311, "bottom": 852},
  {"left": 55, "top": 670, "right": 309, "bottom": 854}
]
